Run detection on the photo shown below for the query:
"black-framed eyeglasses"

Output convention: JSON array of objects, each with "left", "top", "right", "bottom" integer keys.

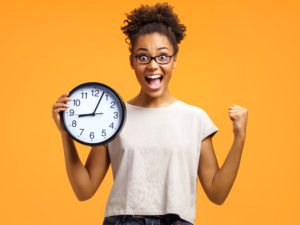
[{"left": 133, "top": 54, "right": 175, "bottom": 65}]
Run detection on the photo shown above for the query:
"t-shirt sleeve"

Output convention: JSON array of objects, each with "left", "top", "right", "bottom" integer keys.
[{"left": 200, "top": 110, "right": 219, "bottom": 141}]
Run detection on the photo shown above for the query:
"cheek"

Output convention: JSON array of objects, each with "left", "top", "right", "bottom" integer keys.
[
  {"left": 134, "top": 68, "right": 145, "bottom": 83},
  {"left": 162, "top": 65, "right": 174, "bottom": 75},
  {"left": 135, "top": 67, "right": 144, "bottom": 77}
]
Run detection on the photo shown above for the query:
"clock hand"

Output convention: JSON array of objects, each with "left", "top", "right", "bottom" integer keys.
[
  {"left": 77, "top": 113, "right": 103, "bottom": 117},
  {"left": 92, "top": 91, "right": 105, "bottom": 115}
]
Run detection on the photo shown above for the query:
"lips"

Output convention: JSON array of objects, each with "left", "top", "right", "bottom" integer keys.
[{"left": 145, "top": 74, "right": 163, "bottom": 91}]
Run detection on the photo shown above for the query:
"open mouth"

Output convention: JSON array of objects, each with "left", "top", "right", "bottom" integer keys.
[{"left": 145, "top": 74, "right": 163, "bottom": 90}]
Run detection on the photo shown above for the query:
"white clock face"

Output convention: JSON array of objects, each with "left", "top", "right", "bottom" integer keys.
[{"left": 62, "top": 82, "right": 126, "bottom": 145}]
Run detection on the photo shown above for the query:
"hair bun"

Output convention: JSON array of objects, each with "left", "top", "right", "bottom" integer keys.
[{"left": 121, "top": 2, "right": 186, "bottom": 53}]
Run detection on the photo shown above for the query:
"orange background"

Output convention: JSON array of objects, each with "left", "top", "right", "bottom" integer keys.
[{"left": 0, "top": 0, "right": 299, "bottom": 224}]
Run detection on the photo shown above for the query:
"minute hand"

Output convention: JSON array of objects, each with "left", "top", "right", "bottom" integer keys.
[{"left": 92, "top": 91, "right": 105, "bottom": 115}]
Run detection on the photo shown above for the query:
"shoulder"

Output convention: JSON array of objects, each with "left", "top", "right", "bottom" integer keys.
[{"left": 176, "top": 100, "right": 207, "bottom": 116}]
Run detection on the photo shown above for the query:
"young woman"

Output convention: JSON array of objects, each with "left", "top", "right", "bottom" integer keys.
[{"left": 52, "top": 2, "right": 248, "bottom": 225}]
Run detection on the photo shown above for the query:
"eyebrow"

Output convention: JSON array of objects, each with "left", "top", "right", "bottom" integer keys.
[{"left": 136, "top": 47, "right": 169, "bottom": 52}]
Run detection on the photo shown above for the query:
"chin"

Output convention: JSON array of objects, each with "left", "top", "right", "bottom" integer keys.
[{"left": 144, "top": 88, "right": 165, "bottom": 99}]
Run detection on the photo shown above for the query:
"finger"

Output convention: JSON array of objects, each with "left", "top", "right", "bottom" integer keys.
[
  {"left": 56, "top": 93, "right": 70, "bottom": 102},
  {"left": 229, "top": 108, "right": 247, "bottom": 112},
  {"left": 53, "top": 103, "right": 69, "bottom": 109},
  {"left": 53, "top": 107, "right": 68, "bottom": 113},
  {"left": 229, "top": 111, "right": 241, "bottom": 114},
  {"left": 229, "top": 107, "right": 240, "bottom": 111},
  {"left": 56, "top": 96, "right": 72, "bottom": 103},
  {"left": 62, "top": 96, "right": 72, "bottom": 102},
  {"left": 229, "top": 105, "right": 240, "bottom": 109},
  {"left": 228, "top": 111, "right": 240, "bottom": 115},
  {"left": 60, "top": 93, "right": 69, "bottom": 98},
  {"left": 53, "top": 102, "right": 69, "bottom": 107}
]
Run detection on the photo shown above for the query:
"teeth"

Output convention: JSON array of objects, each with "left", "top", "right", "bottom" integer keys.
[{"left": 146, "top": 75, "right": 162, "bottom": 79}]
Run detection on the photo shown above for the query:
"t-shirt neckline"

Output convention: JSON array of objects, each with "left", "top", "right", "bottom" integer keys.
[{"left": 125, "top": 100, "right": 180, "bottom": 110}]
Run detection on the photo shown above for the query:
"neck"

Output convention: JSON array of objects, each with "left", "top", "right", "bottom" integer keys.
[{"left": 129, "top": 88, "right": 177, "bottom": 108}]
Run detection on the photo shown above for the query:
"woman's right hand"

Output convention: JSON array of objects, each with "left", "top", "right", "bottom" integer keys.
[{"left": 52, "top": 93, "right": 72, "bottom": 133}]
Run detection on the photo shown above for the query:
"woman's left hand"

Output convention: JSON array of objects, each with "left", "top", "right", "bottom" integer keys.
[{"left": 228, "top": 105, "right": 248, "bottom": 138}]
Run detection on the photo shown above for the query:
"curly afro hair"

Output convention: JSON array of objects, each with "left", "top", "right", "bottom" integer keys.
[{"left": 121, "top": 2, "right": 186, "bottom": 55}]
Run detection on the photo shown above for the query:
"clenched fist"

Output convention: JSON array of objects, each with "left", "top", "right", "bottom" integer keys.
[{"left": 228, "top": 105, "right": 248, "bottom": 138}]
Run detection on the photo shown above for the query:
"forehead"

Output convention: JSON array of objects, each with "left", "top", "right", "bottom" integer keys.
[{"left": 133, "top": 32, "right": 173, "bottom": 53}]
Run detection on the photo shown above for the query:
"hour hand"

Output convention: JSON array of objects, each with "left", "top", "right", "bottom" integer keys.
[{"left": 77, "top": 113, "right": 103, "bottom": 117}]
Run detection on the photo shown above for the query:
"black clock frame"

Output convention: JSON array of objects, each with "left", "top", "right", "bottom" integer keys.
[{"left": 60, "top": 82, "right": 127, "bottom": 146}]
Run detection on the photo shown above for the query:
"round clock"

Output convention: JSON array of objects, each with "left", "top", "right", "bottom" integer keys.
[{"left": 61, "top": 82, "right": 126, "bottom": 146}]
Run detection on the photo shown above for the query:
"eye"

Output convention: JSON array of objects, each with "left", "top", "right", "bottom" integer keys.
[
  {"left": 158, "top": 54, "right": 167, "bottom": 59},
  {"left": 157, "top": 54, "right": 169, "bottom": 62},
  {"left": 137, "top": 55, "right": 149, "bottom": 62}
]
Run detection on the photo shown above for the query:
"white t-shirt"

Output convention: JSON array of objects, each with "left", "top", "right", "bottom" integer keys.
[{"left": 104, "top": 100, "right": 219, "bottom": 224}]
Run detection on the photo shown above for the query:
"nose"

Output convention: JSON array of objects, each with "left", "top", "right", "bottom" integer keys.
[{"left": 146, "top": 58, "right": 159, "bottom": 71}]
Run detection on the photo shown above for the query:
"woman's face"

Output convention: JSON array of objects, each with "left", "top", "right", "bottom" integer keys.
[{"left": 130, "top": 32, "right": 177, "bottom": 99}]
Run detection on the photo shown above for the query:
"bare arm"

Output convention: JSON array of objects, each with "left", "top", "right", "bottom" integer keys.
[
  {"left": 198, "top": 134, "right": 245, "bottom": 205},
  {"left": 198, "top": 105, "right": 248, "bottom": 205},
  {"left": 53, "top": 93, "right": 110, "bottom": 201},
  {"left": 61, "top": 132, "right": 110, "bottom": 201}
]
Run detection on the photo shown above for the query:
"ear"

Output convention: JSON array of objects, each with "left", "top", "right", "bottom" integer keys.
[
  {"left": 173, "top": 55, "right": 177, "bottom": 69},
  {"left": 129, "top": 55, "right": 134, "bottom": 69}
]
